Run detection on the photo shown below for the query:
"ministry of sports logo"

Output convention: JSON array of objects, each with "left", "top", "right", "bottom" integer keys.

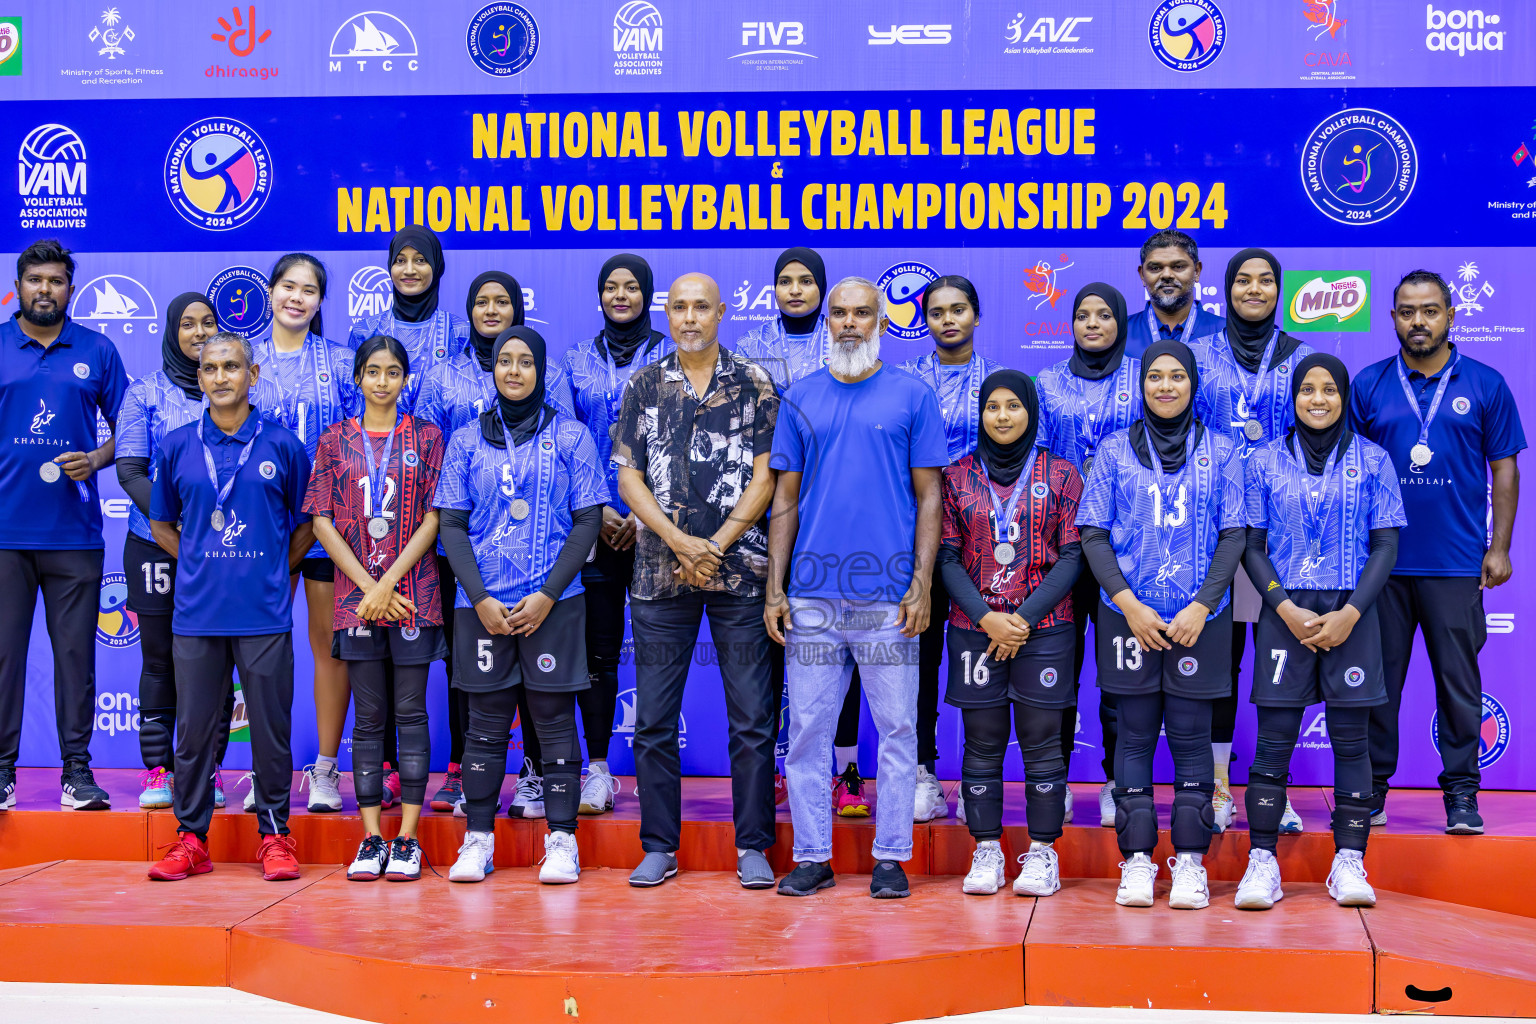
[
  {"left": 1149, "top": 1, "right": 1226, "bottom": 72},
  {"left": 1301, "top": 108, "right": 1417, "bottom": 225},
  {"left": 876, "top": 262, "right": 938, "bottom": 341},
  {"left": 467, "top": 2, "right": 539, "bottom": 77},
  {"left": 207, "top": 266, "right": 272, "bottom": 337},
  {"left": 1178, "top": 656, "right": 1199, "bottom": 676},
  {"left": 1432, "top": 692, "right": 1511, "bottom": 770},
  {"left": 165, "top": 117, "right": 273, "bottom": 231},
  {"left": 96, "top": 572, "right": 139, "bottom": 649}
]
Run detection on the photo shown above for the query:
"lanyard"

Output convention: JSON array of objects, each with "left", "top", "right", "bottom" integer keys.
[
  {"left": 1149, "top": 431, "right": 1197, "bottom": 566},
  {"left": 1146, "top": 302, "right": 1199, "bottom": 346},
  {"left": 984, "top": 447, "right": 1040, "bottom": 544},
  {"left": 494, "top": 406, "right": 537, "bottom": 498},
  {"left": 358, "top": 413, "right": 401, "bottom": 517},
  {"left": 201, "top": 417, "right": 262, "bottom": 519},
  {"left": 1071, "top": 359, "right": 1133, "bottom": 461},
  {"left": 1235, "top": 327, "right": 1282, "bottom": 425},
  {"left": 1297, "top": 446, "right": 1343, "bottom": 554},
  {"left": 927, "top": 353, "right": 983, "bottom": 456},
  {"left": 1394, "top": 351, "right": 1459, "bottom": 450}
]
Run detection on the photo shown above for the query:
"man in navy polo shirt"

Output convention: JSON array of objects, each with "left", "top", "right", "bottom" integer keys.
[
  {"left": 145, "top": 333, "right": 313, "bottom": 882},
  {"left": 1349, "top": 269, "right": 1524, "bottom": 836},
  {"left": 0, "top": 240, "right": 126, "bottom": 812},
  {"left": 1122, "top": 229, "right": 1226, "bottom": 361}
]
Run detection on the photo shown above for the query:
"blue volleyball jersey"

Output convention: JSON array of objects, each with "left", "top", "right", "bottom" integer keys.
[
  {"left": 898, "top": 351, "right": 1006, "bottom": 464},
  {"left": 348, "top": 308, "right": 470, "bottom": 412},
  {"left": 433, "top": 412, "right": 611, "bottom": 608},
  {"left": 148, "top": 411, "right": 311, "bottom": 636},
  {"left": 116, "top": 369, "right": 284, "bottom": 541},
  {"left": 734, "top": 314, "right": 831, "bottom": 391},
  {"left": 1189, "top": 330, "right": 1315, "bottom": 460},
  {"left": 1075, "top": 427, "right": 1244, "bottom": 620},
  {"left": 1245, "top": 435, "right": 1407, "bottom": 593},
  {"left": 414, "top": 349, "right": 577, "bottom": 440},
  {"left": 563, "top": 333, "right": 672, "bottom": 517},
  {"left": 1036, "top": 356, "right": 1142, "bottom": 473}
]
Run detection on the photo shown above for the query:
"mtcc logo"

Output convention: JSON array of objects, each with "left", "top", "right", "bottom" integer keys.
[
  {"left": 1432, "top": 692, "right": 1511, "bottom": 769},
  {"left": 69, "top": 274, "right": 158, "bottom": 336},
  {"left": 96, "top": 572, "right": 139, "bottom": 649},
  {"left": 164, "top": 117, "right": 273, "bottom": 231},
  {"left": 613, "top": 686, "right": 687, "bottom": 748},
  {"left": 329, "top": 11, "right": 419, "bottom": 72}
]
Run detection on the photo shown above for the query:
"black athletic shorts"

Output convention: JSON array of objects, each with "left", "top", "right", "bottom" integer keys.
[
  {"left": 945, "top": 623, "right": 1076, "bottom": 710},
  {"left": 331, "top": 624, "right": 448, "bottom": 666},
  {"left": 124, "top": 530, "right": 176, "bottom": 616},
  {"left": 295, "top": 557, "right": 334, "bottom": 583},
  {"left": 1095, "top": 599, "right": 1233, "bottom": 699},
  {"left": 1252, "top": 590, "right": 1388, "bottom": 708},
  {"left": 452, "top": 596, "right": 589, "bottom": 694}
]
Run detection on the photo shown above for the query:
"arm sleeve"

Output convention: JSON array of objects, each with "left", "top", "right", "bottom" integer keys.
[
  {"left": 117, "top": 457, "right": 153, "bottom": 514},
  {"left": 439, "top": 508, "right": 489, "bottom": 606},
  {"left": 938, "top": 543, "right": 991, "bottom": 627},
  {"left": 538, "top": 504, "right": 604, "bottom": 600},
  {"left": 1245, "top": 527, "right": 1290, "bottom": 610},
  {"left": 1015, "top": 542, "right": 1083, "bottom": 626},
  {"left": 1079, "top": 526, "right": 1129, "bottom": 598},
  {"left": 1194, "top": 527, "right": 1246, "bottom": 611},
  {"left": 1346, "top": 528, "right": 1398, "bottom": 614},
  {"left": 148, "top": 446, "right": 182, "bottom": 524}
]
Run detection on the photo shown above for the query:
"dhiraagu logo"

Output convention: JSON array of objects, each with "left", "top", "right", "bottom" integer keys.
[{"left": 1283, "top": 271, "right": 1371, "bottom": 332}]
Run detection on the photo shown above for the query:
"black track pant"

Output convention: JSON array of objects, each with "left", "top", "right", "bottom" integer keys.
[
  {"left": 579, "top": 541, "right": 632, "bottom": 764},
  {"left": 1212, "top": 619, "right": 1249, "bottom": 748},
  {"left": 351, "top": 660, "right": 430, "bottom": 808},
  {"left": 961, "top": 703, "right": 1067, "bottom": 844},
  {"left": 1070, "top": 569, "right": 1117, "bottom": 777},
  {"left": 461, "top": 686, "right": 579, "bottom": 834},
  {"left": 1247, "top": 704, "right": 1372, "bottom": 854},
  {"left": 1373, "top": 576, "right": 1487, "bottom": 799},
  {"left": 171, "top": 632, "right": 293, "bottom": 839},
  {"left": 136, "top": 612, "right": 233, "bottom": 772},
  {"left": 1115, "top": 692, "right": 1214, "bottom": 856},
  {"left": 0, "top": 548, "right": 103, "bottom": 767}
]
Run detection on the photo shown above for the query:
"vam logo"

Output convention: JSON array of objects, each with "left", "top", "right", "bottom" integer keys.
[
  {"left": 1300, "top": 108, "right": 1417, "bottom": 225},
  {"left": 876, "top": 261, "right": 938, "bottom": 341},
  {"left": 70, "top": 274, "right": 158, "bottom": 336},
  {"left": 733, "top": 21, "right": 814, "bottom": 69},
  {"left": 1149, "top": 0, "right": 1226, "bottom": 71},
  {"left": 164, "top": 117, "right": 273, "bottom": 231},
  {"left": 1426, "top": 6, "right": 1505, "bottom": 55},
  {"left": 614, "top": 686, "right": 686, "bottom": 748},
  {"left": 1283, "top": 271, "right": 1370, "bottom": 331},
  {"left": 18, "top": 124, "right": 87, "bottom": 231},
  {"left": 348, "top": 266, "right": 393, "bottom": 321},
  {"left": 207, "top": 266, "right": 272, "bottom": 337},
  {"left": 1432, "top": 692, "right": 1511, "bottom": 769},
  {"left": 329, "top": 11, "right": 419, "bottom": 72},
  {"left": 96, "top": 572, "right": 139, "bottom": 648},
  {"left": 868, "top": 24, "right": 952, "bottom": 45},
  {"left": 613, "top": 1, "right": 662, "bottom": 76}
]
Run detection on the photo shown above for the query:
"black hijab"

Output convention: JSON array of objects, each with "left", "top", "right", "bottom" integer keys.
[
  {"left": 465, "top": 271, "right": 524, "bottom": 372},
  {"left": 164, "top": 292, "right": 216, "bottom": 400},
  {"left": 597, "top": 253, "right": 660, "bottom": 366},
  {"left": 1224, "top": 247, "right": 1302, "bottom": 372},
  {"left": 775, "top": 246, "right": 827, "bottom": 336},
  {"left": 1132, "top": 339, "right": 1201, "bottom": 473},
  {"left": 481, "top": 326, "right": 552, "bottom": 448},
  {"left": 976, "top": 369, "right": 1040, "bottom": 487},
  {"left": 388, "top": 226, "right": 445, "bottom": 324},
  {"left": 1067, "top": 282, "right": 1129, "bottom": 380},
  {"left": 1287, "top": 353, "right": 1353, "bottom": 475}
]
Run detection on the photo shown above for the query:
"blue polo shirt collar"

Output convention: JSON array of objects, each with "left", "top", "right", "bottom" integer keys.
[
  {"left": 201, "top": 406, "right": 261, "bottom": 446},
  {"left": 10, "top": 313, "right": 76, "bottom": 350}
]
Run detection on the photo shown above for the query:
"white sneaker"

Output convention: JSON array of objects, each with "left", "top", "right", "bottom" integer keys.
[
  {"left": 449, "top": 831, "right": 496, "bottom": 882},
  {"left": 1370, "top": 808, "right": 1388, "bottom": 827},
  {"left": 1013, "top": 842, "right": 1061, "bottom": 896},
  {"left": 1063, "top": 785, "right": 1075, "bottom": 821},
  {"left": 347, "top": 834, "right": 388, "bottom": 881},
  {"left": 961, "top": 840, "right": 1006, "bottom": 895},
  {"left": 1115, "top": 852, "right": 1157, "bottom": 907},
  {"left": 1326, "top": 849, "right": 1376, "bottom": 907},
  {"left": 955, "top": 790, "right": 967, "bottom": 826},
  {"left": 539, "top": 831, "right": 581, "bottom": 884},
  {"left": 303, "top": 763, "right": 343, "bottom": 813},
  {"left": 508, "top": 760, "right": 545, "bottom": 819},
  {"left": 385, "top": 836, "right": 423, "bottom": 882},
  {"left": 1212, "top": 781, "right": 1236, "bottom": 833},
  {"left": 1280, "top": 799, "right": 1304, "bottom": 834},
  {"left": 1099, "top": 780, "right": 1116, "bottom": 827},
  {"left": 578, "top": 765, "right": 618, "bottom": 815},
  {"left": 241, "top": 771, "right": 257, "bottom": 812},
  {"left": 1167, "top": 854, "right": 1210, "bottom": 910},
  {"left": 1234, "top": 848, "right": 1284, "bottom": 910},
  {"left": 913, "top": 765, "right": 947, "bottom": 822}
]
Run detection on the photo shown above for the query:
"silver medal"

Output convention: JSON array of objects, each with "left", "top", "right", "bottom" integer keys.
[
  {"left": 993, "top": 542, "right": 1016, "bottom": 565},
  {"left": 1082, "top": 456, "right": 1094, "bottom": 478},
  {"left": 1410, "top": 442, "right": 1433, "bottom": 468},
  {"left": 368, "top": 517, "right": 389, "bottom": 540},
  {"left": 510, "top": 498, "right": 531, "bottom": 521},
  {"left": 1243, "top": 418, "right": 1264, "bottom": 441},
  {"left": 38, "top": 461, "right": 60, "bottom": 483},
  {"left": 210, "top": 509, "right": 225, "bottom": 532}
]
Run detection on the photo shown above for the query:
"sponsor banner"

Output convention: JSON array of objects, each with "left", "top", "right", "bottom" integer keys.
[{"left": 1283, "top": 270, "right": 1371, "bottom": 331}]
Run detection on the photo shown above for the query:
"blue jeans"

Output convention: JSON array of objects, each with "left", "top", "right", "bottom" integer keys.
[{"left": 784, "top": 597, "right": 918, "bottom": 863}]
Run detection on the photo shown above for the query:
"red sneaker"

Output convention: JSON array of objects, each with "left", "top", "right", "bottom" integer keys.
[
  {"left": 774, "top": 772, "right": 789, "bottom": 806},
  {"left": 832, "top": 764, "right": 871, "bottom": 818},
  {"left": 148, "top": 832, "right": 212, "bottom": 880},
  {"left": 381, "top": 762, "right": 401, "bottom": 809},
  {"left": 257, "top": 833, "right": 301, "bottom": 881}
]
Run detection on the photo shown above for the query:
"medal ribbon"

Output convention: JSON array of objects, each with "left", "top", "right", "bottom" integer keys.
[
  {"left": 358, "top": 412, "right": 402, "bottom": 518},
  {"left": 1394, "top": 350, "right": 1460, "bottom": 455},
  {"left": 493, "top": 406, "right": 538, "bottom": 500},
  {"left": 1297, "top": 445, "right": 1343, "bottom": 561},
  {"left": 928, "top": 352, "right": 984, "bottom": 459},
  {"left": 1072, "top": 359, "right": 1134, "bottom": 467},
  {"left": 200, "top": 416, "right": 263, "bottom": 523},
  {"left": 1235, "top": 327, "right": 1282, "bottom": 432},
  {"left": 984, "top": 447, "right": 1040, "bottom": 550}
]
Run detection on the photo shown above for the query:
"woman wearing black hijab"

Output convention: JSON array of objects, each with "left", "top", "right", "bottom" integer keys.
[
  {"left": 116, "top": 293, "right": 280, "bottom": 810},
  {"left": 1237, "top": 354, "right": 1405, "bottom": 911},
  {"left": 736, "top": 246, "right": 830, "bottom": 390},
  {"left": 560, "top": 254, "right": 672, "bottom": 816},
  {"left": 1075, "top": 339, "right": 1246, "bottom": 911},
  {"left": 939, "top": 370, "right": 1084, "bottom": 897},
  {"left": 436, "top": 325, "right": 608, "bottom": 884},
  {"left": 1037, "top": 282, "right": 1139, "bottom": 826},
  {"left": 348, "top": 226, "right": 470, "bottom": 413},
  {"left": 1190, "top": 248, "right": 1317, "bottom": 836}
]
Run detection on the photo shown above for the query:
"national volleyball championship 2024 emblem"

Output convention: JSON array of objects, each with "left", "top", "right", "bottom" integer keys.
[
  {"left": 207, "top": 266, "right": 273, "bottom": 337},
  {"left": 164, "top": 117, "right": 273, "bottom": 231},
  {"left": 96, "top": 572, "right": 139, "bottom": 649},
  {"left": 467, "top": 2, "right": 540, "bottom": 76},
  {"left": 1148, "top": 1, "right": 1226, "bottom": 72},
  {"left": 876, "top": 262, "right": 938, "bottom": 341},
  {"left": 1301, "top": 108, "right": 1418, "bottom": 225}
]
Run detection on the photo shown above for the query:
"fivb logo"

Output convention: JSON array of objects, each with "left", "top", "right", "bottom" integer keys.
[{"left": 1425, "top": 6, "right": 1505, "bottom": 55}]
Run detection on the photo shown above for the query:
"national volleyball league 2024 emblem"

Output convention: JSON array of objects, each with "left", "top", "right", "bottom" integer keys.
[{"left": 164, "top": 117, "right": 273, "bottom": 231}]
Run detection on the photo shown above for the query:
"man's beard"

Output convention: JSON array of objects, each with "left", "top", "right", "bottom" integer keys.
[
  {"left": 675, "top": 334, "right": 713, "bottom": 353},
  {"left": 19, "top": 296, "right": 65, "bottom": 328},
  {"left": 1400, "top": 323, "right": 1449, "bottom": 359},
  {"left": 828, "top": 332, "right": 880, "bottom": 378},
  {"left": 1150, "top": 286, "right": 1191, "bottom": 316}
]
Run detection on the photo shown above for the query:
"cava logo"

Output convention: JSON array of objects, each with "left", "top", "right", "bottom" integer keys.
[
  {"left": 207, "top": 266, "right": 272, "bottom": 337},
  {"left": 1283, "top": 271, "right": 1370, "bottom": 331},
  {"left": 348, "top": 266, "right": 393, "bottom": 321},
  {"left": 70, "top": 274, "right": 158, "bottom": 335},
  {"left": 613, "top": 1, "right": 662, "bottom": 76},
  {"left": 17, "top": 124, "right": 87, "bottom": 231},
  {"left": 164, "top": 117, "right": 273, "bottom": 231},
  {"left": 329, "top": 11, "right": 419, "bottom": 71}
]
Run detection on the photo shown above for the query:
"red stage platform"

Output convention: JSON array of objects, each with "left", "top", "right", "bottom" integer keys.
[{"left": 1, "top": 769, "right": 1534, "bottom": 1021}]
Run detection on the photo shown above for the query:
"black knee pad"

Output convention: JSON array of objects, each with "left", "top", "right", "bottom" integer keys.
[
  {"left": 961, "top": 775, "right": 1005, "bottom": 839},
  {"left": 1114, "top": 788, "right": 1157, "bottom": 854},
  {"left": 1331, "top": 798, "right": 1372, "bottom": 853},
  {"left": 1244, "top": 776, "right": 1288, "bottom": 845},
  {"left": 1171, "top": 788, "right": 1214, "bottom": 852},
  {"left": 1024, "top": 775, "right": 1068, "bottom": 844}
]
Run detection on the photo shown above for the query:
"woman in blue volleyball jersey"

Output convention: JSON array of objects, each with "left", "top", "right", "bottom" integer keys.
[
  {"left": 1036, "top": 282, "right": 1139, "bottom": 828},
  {"left": 250, "top": 254, "right": 363, "bottom": 814},
  {"left": 435, "top": 325, "right": 609, "bottom": 885},
  {"left": 117, "top": 292, "right": 282, "bottom": 810},
  {"left": 1075, "top": 339, "right": 1245, "bottom": 912},
  {"left": 1236, "top": 354, "right": 1405, "bottom": 911}
]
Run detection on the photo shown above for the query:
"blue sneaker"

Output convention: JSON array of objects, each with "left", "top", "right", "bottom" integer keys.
[{"left": 138, "top": 767, "right": 174, "bottom": 809}]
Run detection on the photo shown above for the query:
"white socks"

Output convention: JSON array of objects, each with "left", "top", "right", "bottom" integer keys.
[
  {"left": 590, "top": 760, "right": 608, "bottom": 775},
  {"left": 316, "top": 754, "right": 337, "bottom": 771},
  {"left": 835, "top": 746, "right": 859, "bottom": 773}
]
